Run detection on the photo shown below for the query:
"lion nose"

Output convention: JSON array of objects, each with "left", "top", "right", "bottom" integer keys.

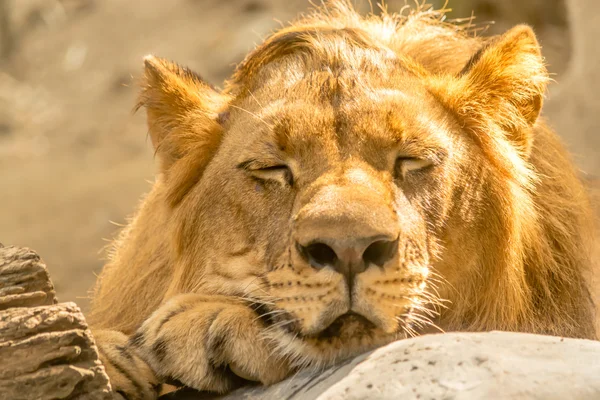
[{"left": 297, "top": 236, "right": 399, "bottom": 277}]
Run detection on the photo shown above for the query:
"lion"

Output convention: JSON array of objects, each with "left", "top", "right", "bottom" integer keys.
[{"left": 88, "top": 1, "right": 598, "bottom": 398}]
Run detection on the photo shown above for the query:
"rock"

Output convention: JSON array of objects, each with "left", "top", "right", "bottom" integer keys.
[
  {"left": 0, "top": 244, "right": 56, "bottom": 310},
  {"left": 319, "top": 332, "right": 600, "bottom": 400},
  {"left": 0, "top": 245, "right": 112, "bottom": 400},
  {"left": 163, "top": 331, "right": 600, "bottom": 400}
]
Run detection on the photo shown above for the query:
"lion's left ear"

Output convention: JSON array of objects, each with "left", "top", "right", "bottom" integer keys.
[
  {"left": 137, "top": 56, "right": 230, "bottom": 205},
  {"left": 432, "top": 25, "right": 549, "bottom": 155},
  {"left": 138, "top": 55, "right": 229, "bottom": 171}
]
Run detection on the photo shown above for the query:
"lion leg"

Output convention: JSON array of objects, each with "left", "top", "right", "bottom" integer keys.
[
  {"left": 93, "top": 329, "right": 160, "bottom": 400},
  {"left": 128, "top": 293, "right": 292, "bottom": 393}
]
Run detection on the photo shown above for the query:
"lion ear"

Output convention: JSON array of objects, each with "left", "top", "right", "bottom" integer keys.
[
  {"left": 137, "top": 55, "right": 228, "bottom": 172},
  {"left": 440, "top": 25, "right": 549, "bottom": 155}
]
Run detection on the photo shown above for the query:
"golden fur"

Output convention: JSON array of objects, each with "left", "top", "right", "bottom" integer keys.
[{"left": 88, "top": 2, "right": 598, "bottom": 398}]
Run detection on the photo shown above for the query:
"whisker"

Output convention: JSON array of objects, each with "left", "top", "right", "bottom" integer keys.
[
  {"left": 281, "top": 363, "right": 304, "bottom": 393},
  {"left": 229, "top": 104, "right": 273, "bottom": 129},
  {"left": 406, "top": 312, "right": 431, "bottom": 326},
  {"left": 277, "top": 331, "right": 301, "bottom": 364},
  {"left": 247, "top": 89, "right": 264, "bottom": 108},
  {"left": 399, "top": 320, "right": 418, "bottom": 338},
  {"left": 253, "top": 309, "right": 289, "bottom": 323},
  {"left": 262, "top": 318, "right": 299, "bottom": 335},
  {"left": 413, "top": 306, "right": 440, "bottom": 319},
  {"left": 239, "top": 275, "right": 262, "bottom": 295},
  {"left": 228, "top": 294, "right": 277, "bottom": 307},
  {"left": 406, "top": 309, "right": 446, "bottom": 334}
]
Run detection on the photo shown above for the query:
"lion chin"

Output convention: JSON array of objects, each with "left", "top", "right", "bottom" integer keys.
[
  {"left": 316, "top": 312, "right": 377, "bottom": 338},
  {"left": 87, "top": 0, "right": 597, "bottom": 398},
  {"left": 266, "top": 310, "right": 403, "bottom": 370}
]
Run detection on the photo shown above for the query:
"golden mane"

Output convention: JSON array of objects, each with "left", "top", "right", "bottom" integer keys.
[{"left": 228, "top": 1, "right": 483, "bottom": 92}]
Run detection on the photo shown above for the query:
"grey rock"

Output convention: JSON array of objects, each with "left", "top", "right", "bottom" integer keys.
[
  {"left": 165, "top": 331, "right": 600, "bottom": 400},
  {"left": 0, "top": 245, "right": 112, "bottom": 400}
]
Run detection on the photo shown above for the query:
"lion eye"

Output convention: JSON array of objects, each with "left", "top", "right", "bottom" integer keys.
[
  {"left": 249, "top": 165, "right": 294, "bottom": 186},
  {"left": 395, "top": 157, "right": 433, "bottom": 178}
]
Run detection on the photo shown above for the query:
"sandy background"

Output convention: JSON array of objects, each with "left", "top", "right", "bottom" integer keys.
[{"left": 0, "top": 0, "right": 595, "bottom": 311}]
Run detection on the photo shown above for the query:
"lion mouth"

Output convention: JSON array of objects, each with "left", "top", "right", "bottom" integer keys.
[{"left": 312, "top": 311, "right": 377, "bottom": 340}]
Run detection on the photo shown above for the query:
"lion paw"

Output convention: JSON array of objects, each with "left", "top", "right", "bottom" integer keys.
[
  {"left": 129, "top": 294, "right": 292, "bottom": 393},
  {"left": 94, "top": 329, "right": 159, "bottom": 400}
]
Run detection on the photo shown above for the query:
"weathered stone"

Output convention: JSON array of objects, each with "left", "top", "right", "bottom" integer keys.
[
  {"left": 0, "top": 246, "right": 112, "bottom": 399},
  {"left": 164, "top": 332, "right": 600, "bottom": 400},
  {"left": 0, "top": 244, "right": 56, "bottom": 310},
  {"left": 319, "top": 332, "right": 600, "bottom": 400}
]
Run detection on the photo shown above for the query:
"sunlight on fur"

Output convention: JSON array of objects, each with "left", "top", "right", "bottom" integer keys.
[{"left": 87, "top": 1, "right": 598, "bottom": 399}]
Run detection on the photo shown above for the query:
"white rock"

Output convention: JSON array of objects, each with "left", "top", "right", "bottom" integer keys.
[
  {"left": 191, "top": 332, "right": 600, "bottom": 400},
  {"left": 318, "top": 332, "right": 600, "bottom": 400}
]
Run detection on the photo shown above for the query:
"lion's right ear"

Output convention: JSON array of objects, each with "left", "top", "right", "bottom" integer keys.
[
  {"left": 137, "top": 56, "right": 230, "bottom": 205},
  {"left": 137, "top": 55, "right": 229, "bottom": 172},
  {"left": 426, "top": 26, "right": 548, "bottom": 158}
]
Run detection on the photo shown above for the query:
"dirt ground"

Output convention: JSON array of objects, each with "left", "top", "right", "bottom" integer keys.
[{"left": 0, "top": 0, "right": 593, "bottom": 312}]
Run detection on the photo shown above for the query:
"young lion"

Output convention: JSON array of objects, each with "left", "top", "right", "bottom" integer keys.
[{"left": 89, "top": 1, "right": 598, "bottom": 398}]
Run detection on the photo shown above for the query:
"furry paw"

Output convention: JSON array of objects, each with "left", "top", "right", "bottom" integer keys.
[
  {"left": 94, "top": 329, "right": 159, "bottom": 400},
  {"left": 129, "top": 294, "right": 291, "bottom": 393}
]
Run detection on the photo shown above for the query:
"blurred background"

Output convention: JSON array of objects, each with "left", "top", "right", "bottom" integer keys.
[{"left": 0, "top": 0, "right": 597, "bottom": 311}]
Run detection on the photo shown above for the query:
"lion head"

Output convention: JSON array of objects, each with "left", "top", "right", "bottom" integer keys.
[{"left": 90, "top": 1, "right": 597, "bottom": 372}]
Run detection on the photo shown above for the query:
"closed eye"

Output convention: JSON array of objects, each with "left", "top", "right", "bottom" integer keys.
[
  {"left": 252, "top": 166, "right": 294, "bottom": 186},
  {"left": 395, "top": 157, "right": 433, "bottom": 178},
  {"left": 238, "top": 160, "right": 294, "bottom": 187}
]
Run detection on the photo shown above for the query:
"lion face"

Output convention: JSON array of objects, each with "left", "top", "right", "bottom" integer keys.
[
  {"left": 169, "top": 66, "right": 480, "bottom": 364},
  {"left": 137, "top": 13, "right": 554, "bottom": 366}
]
